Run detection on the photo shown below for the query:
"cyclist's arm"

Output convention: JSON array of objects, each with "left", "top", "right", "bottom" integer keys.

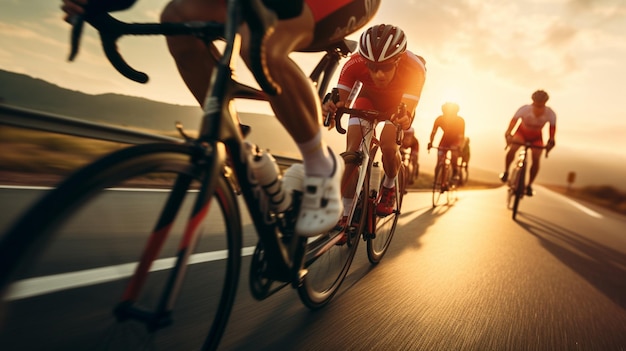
[
  {"left": 548, "top": 108, "right": 556, "bottom": 140},
  {"left": 428, "top": 117, "right": 441, "bottom": 146},
  {"left": 505, "top": 106, "right": 526, "bottom": 136}
]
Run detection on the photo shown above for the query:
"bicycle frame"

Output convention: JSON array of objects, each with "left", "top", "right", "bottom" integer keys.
[
  {"left": 506, "top": 141, "right": 548, "bottom": 219},
  {"left": 69, "top": 6, "right": 357, "bottom": 310},
  {"left": 429, "top": 146, "right": 459, "bottom": 207},
  {"left": 436, "top": 148, "right": 453, "bottom": 180}
]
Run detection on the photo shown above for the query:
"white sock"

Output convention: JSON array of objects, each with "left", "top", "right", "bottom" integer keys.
[
  {"left": 297, "top": 131, "right": 333, "bottom": 177},
  {"left": 383, "top": 175, "right": 395, "bottom": 188}
]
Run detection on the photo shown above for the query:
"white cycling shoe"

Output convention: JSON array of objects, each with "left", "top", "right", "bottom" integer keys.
[{"left": 295, "top": 148, "right": 344, "bottom": 237}]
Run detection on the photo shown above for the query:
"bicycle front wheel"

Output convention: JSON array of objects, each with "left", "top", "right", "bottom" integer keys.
[
  {"left": 512, "top": 165, "right": 525, "bottom": 220},
  {"left": 0, "top": 143, "right": 242, "bottom": 351},
  {"left": 297, "top": 152, "right": 363, "bottom": 309},
  {"left": 367, "top": 164, "right": 404, "bottom": 264},
  {"left": 506, "top": 167, "right": 519, "bottom": 210}
]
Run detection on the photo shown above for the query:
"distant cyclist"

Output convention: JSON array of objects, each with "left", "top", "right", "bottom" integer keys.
[
  {"left": 322, "top": 24, "right": 427, "bottom": 229},
  {"left": 500, "top": 89, "right": 556, "bottom": 196},
  {"left": 62, "top": 0, "right": 381, "bottom": 236},
  {"left": 401, "top": 128, "right": 419, "bottom": 185},
  {"left": 427, "top": 102, "right": 466, "bottom": 181}
]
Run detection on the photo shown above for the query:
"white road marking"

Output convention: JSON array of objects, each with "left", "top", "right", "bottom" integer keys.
[
  {"left": 4, "top": 246, "right": 256, "bottom": 301},
  {"left": 544, "top": 188, "right": 603, "bottom": 218}
]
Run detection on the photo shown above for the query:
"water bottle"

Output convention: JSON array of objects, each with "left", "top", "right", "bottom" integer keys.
[
  {"left": 248, "top": 146, "right": 291, "bottom": 213},
  {"left": 369, "top": 161, "right": 381, "bottom": 192}
]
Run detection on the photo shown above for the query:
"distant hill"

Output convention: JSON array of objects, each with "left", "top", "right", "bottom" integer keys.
[
  {"left": 0, "top": 69, "right": 300, "bottom": 158},
  {"left": 0, "top": 69, "right": 203, "bottom": 131}
]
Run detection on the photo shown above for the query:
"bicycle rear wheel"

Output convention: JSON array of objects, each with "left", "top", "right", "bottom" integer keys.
[
  {"left": 367, "top": 164, "right": 404, "bottom": 264},
  {"left": 0, "top": 143, "right": 241, "bottom": 351},
  {"left": 297, "top": 152, "right": 362, "bottom": 309},
  {"left": 432, "top": 163, "right": 445, "bottom": 207}
]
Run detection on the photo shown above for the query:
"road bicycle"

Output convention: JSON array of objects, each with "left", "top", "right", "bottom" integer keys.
[
  {"left": 428, "top": 146, "right": 459, "bottom": 207},
  {"left": 506, "top": 141, "right": 549, "bottom": 220},
  {"left": 324, "top": 83, "right": 405, "bottom": 264},
  {"left": 0, "top": 2, "right": 363, "bottom": 350}
]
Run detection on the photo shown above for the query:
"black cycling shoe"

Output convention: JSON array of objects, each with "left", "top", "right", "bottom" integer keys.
[{"left": 525, "top": 185, "right": 534, "bottom": 197}]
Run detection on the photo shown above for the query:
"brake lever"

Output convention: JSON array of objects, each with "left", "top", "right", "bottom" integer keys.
[
  {"left": 395, "top": 103, "right": 406, "bottom": 145},
  {"left": 68, "top": 14, "right": 85, "bottom": 61},
  {"left": 323, "top": 87, "right": 340, "bottom": 127}
]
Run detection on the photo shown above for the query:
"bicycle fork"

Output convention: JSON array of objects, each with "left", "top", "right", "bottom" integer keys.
[{"left": 114, "top": 145, "right": 224, "bottom": 331}]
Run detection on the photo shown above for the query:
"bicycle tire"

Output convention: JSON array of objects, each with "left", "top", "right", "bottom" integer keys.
[
  {"left": 367, "top": 163, "right": 404, "bottom": 264},
  {"left": 432, "top": 163, "right": 445, "bottom": 207},
  {"left": 512, "top": 164, "right": 525, "bottom": 220},
  {"left": 297, "top": 152, "right": 362, "bottom": 309},
  {"left": 0, "top": 143, "right": 241, "bottom": 351}
]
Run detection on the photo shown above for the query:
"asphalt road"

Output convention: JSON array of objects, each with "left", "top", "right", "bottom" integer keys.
[{"left": 0, "top": 185, "right": 624, "bottom": 351}]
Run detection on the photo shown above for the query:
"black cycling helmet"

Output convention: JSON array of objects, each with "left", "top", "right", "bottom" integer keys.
[
  {"left": 442, "top": 102, "right": 460, "bottom": 115},
  {"left": 531, "top": 90, "right": 549, "bottom": 104},
  {"left": 358, "top": 24, "right": 407, "bottom": 64}
]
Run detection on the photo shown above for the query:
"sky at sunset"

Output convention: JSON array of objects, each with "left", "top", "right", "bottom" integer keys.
[{"left": 1, "top": 0, "right": 626, "bottom": 188}]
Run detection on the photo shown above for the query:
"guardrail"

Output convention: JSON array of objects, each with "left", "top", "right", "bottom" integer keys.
[{"left": 0, "top": 103, "right": 300, "bottom": 166}]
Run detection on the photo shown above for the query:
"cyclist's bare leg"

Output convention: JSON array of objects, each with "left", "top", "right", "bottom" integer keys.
[
  {"left": 162, "top": 1, "right": 342, "bottom": 235},
  {"left": 504, "top": 143, "right": 520, "bottom": 174},
  {"left": 163, "top": 1, "right": 325, "bottom": 162},
  {"left": 342, "top": 123, "right": 366, "bottom": 201},
  {"left": 249, "top": 9, "right": 332, "bottom": 172},
  {"left": 380, "top": 122, "right": 400, "bottom": 184},
  {"left": 451, "top": 149, "right": 460, "bottom": 177},
  {"left": 161, "top": 0, "right": 225, "bottom": 105}
]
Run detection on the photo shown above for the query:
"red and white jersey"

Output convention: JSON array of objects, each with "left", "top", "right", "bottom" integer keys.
[
  {"left": 336, "top": 51, "right": 426, "bottom": 115},
  {"left": 513, "top": 104, "right": 556, "bottom": 141}
]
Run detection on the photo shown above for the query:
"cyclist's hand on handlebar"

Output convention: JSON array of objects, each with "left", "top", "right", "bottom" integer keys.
[
  {"left": 391, "top": 105, "right": 411, "bottom": 130},
  {"left": 546, "top": 138, "right": 555, "bottom": 152},
  {"left": 427, "top": 142, "right": 433, "bottom": 150},
  {"left": 322, "top": 99, "right": 343, "bottom": 130}
]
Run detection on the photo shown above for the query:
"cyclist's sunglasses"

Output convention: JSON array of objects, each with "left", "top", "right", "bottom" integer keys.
[{"left": 366, "top": 61, "right": 398, "bottom": 73}]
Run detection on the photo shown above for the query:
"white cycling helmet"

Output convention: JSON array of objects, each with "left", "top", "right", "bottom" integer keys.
[{"left": 358, "top": 24, "right": 407, "bottom": 64}]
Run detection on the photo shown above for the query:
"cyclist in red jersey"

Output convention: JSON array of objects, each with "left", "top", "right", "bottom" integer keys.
[
  {"left": 61, "top": 0, "right": 381, "bottom": 237},
  {"left": 322, "top": 24, "right": 427, "bottom": 223},
  {"left": 500, "top": 90, "right": 556, "bottom": 196},
  {"left": 427, "top": 102, "right": 466, "bottom": 183}
]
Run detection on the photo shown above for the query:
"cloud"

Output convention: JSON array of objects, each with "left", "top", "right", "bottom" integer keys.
[{"left": 384, "top": 0, "right": 626, "bottom": 89}]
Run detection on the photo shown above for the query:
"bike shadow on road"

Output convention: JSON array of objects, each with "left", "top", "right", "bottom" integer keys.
[
  {"left": 515, "top": 212, "right": 626, "bottom": 309},
  {"left": 384, "top": 197, "right": 460, "bottom": 256},
  {"left": 323, "top": 202, "right": 455, "bottom": 307}
]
